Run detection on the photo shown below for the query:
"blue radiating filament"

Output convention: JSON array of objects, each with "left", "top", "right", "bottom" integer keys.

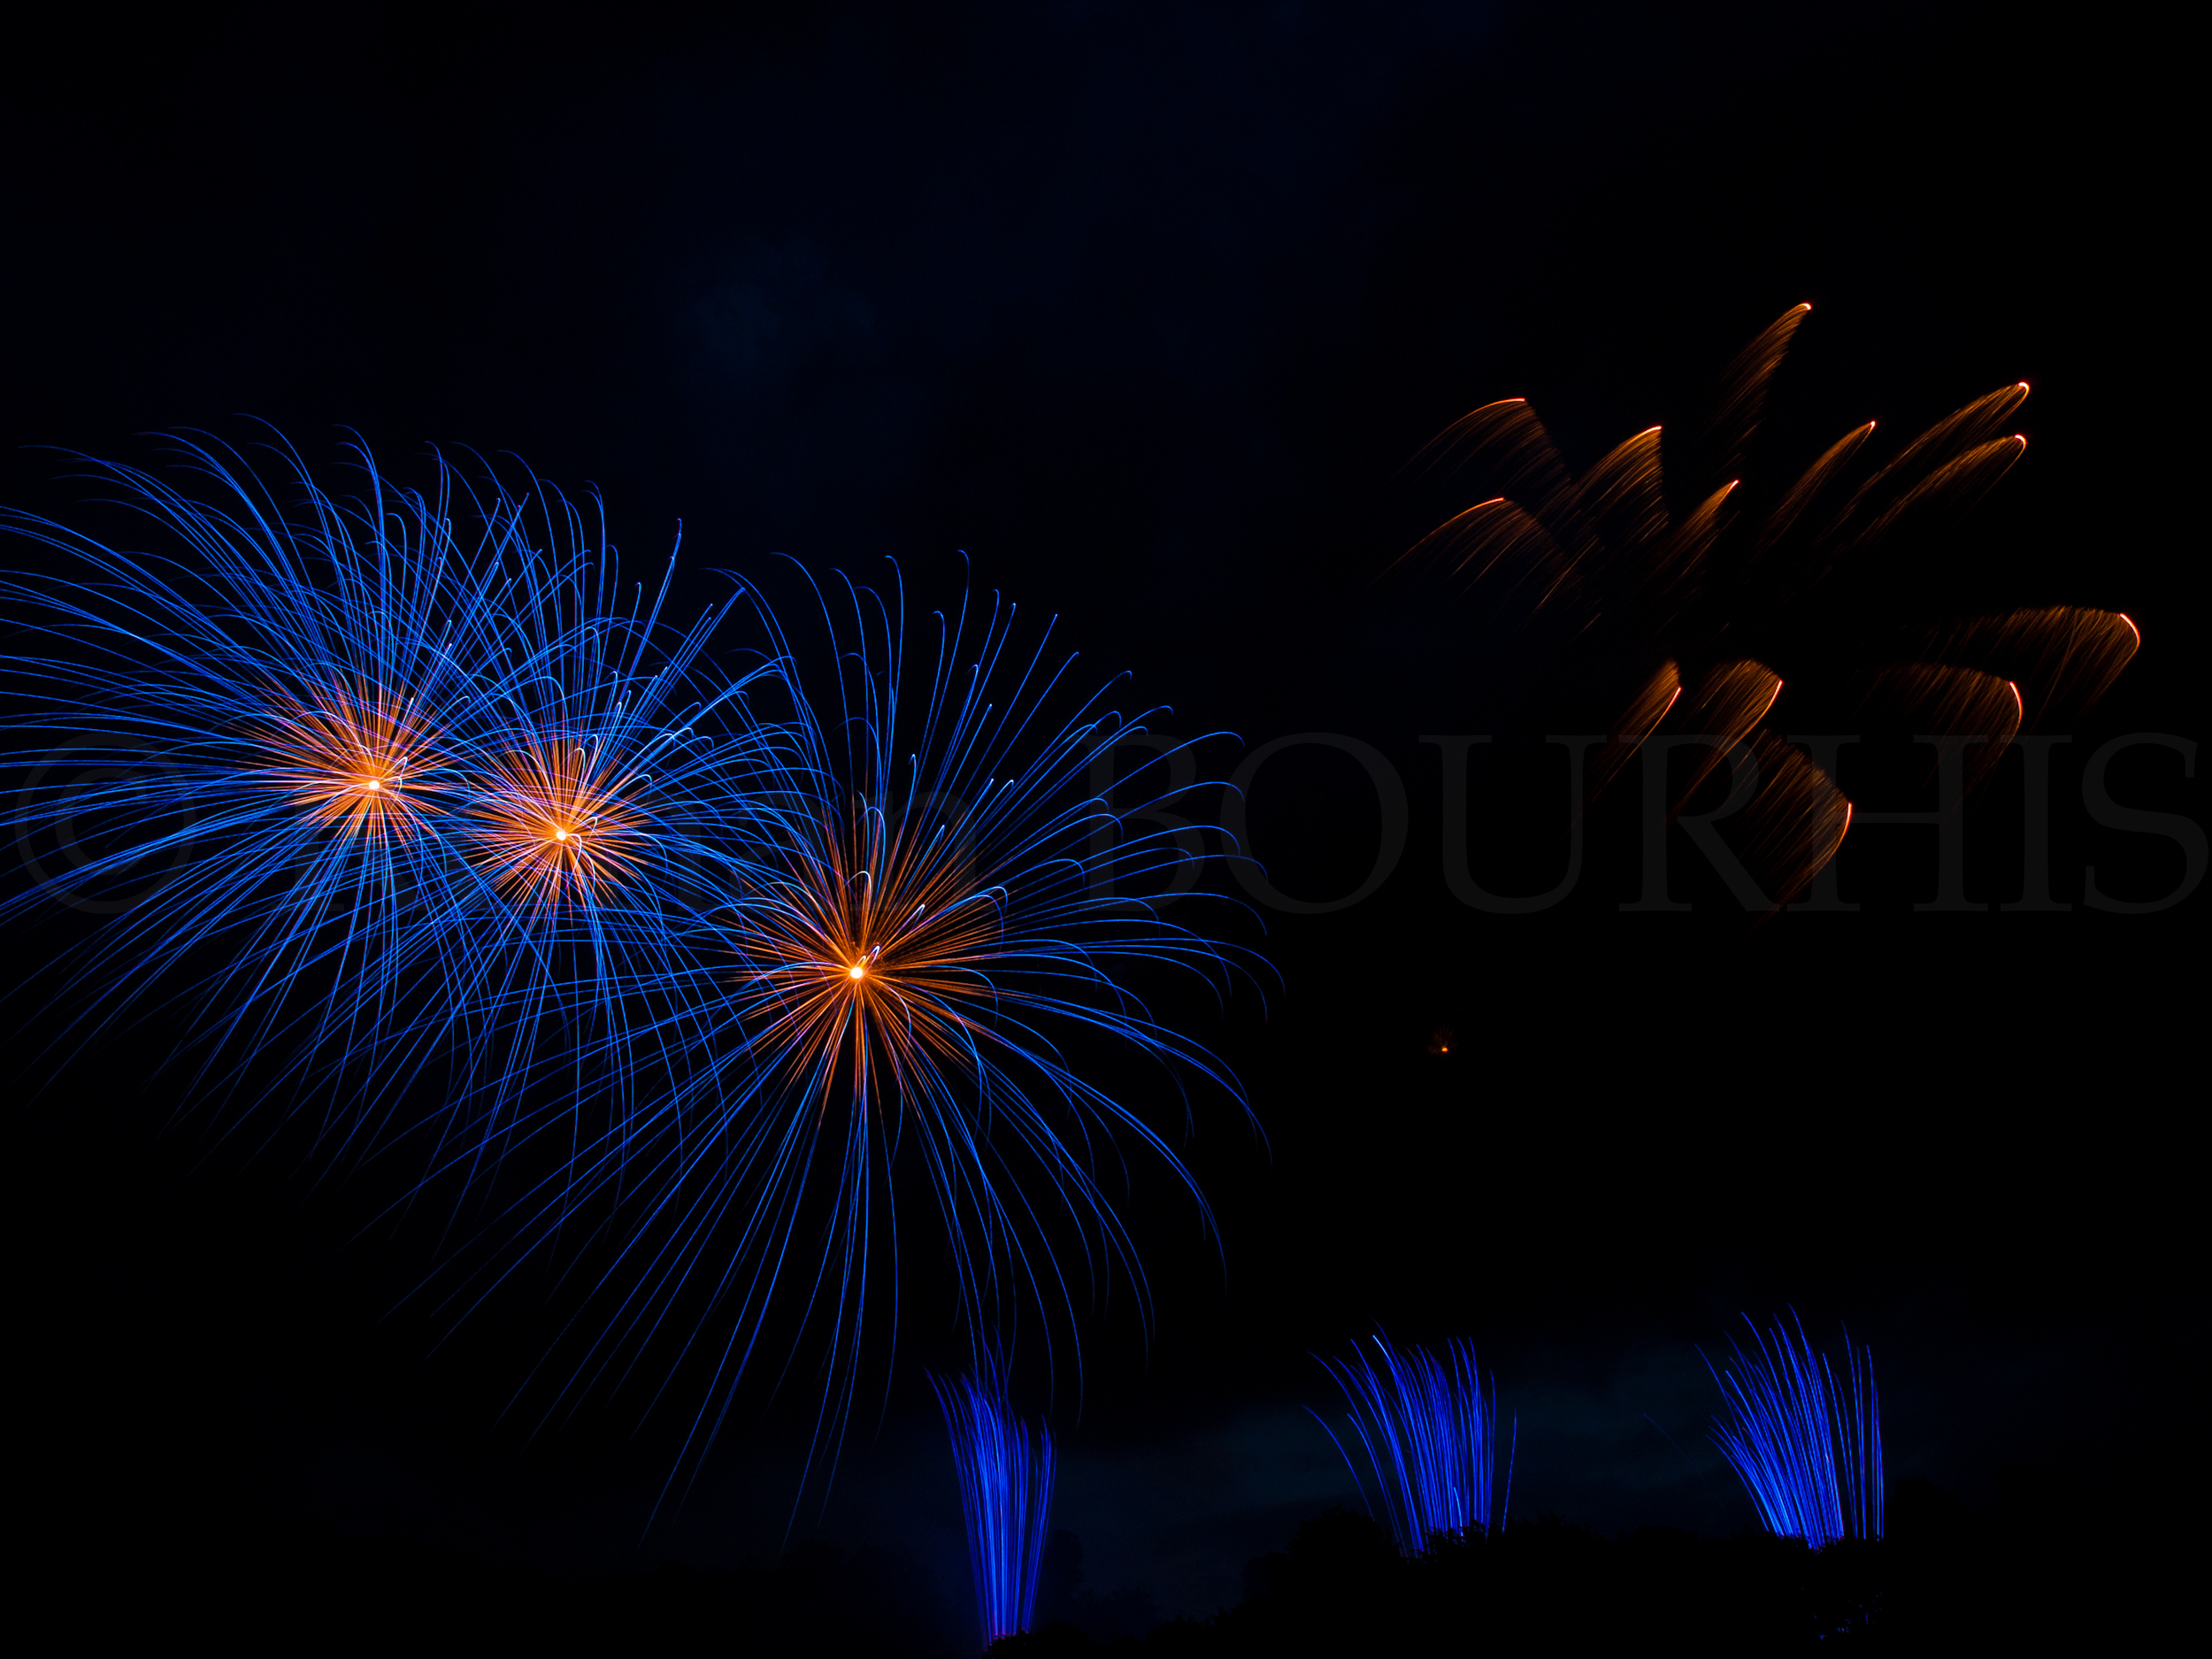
[
  {"left": 1704, "top": 1311, "right": 1883, "bottom": 1548},
  {"left": 1312, "top": 1333, "right": 1513, "bottom": 1554},
  {"left": 933, "top": 1364, "right": 1055, "bottom": 1645}
]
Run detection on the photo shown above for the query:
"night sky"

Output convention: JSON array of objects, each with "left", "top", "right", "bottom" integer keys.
[{"left": 7, "top": 4, "right": 2198, "bottom": 1642}]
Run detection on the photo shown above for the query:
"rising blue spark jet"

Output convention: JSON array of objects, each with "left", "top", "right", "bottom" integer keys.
[
  {"left": 1313, "top": 1333, "right": 1513, "bottom": 1554},
  {"left": 1704, "top": 1311, "right": 1882, "bottom": 1548}
]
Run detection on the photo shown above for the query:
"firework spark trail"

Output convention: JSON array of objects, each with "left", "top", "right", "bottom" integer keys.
[
  {"left": 1312, "top": 1333, "right": 1514, "bottom": 1554},
  {"left": 400, "top": 560, "right": 1256, "bottom": 1525},
  {"left": 1704, "top": 1311, "right": 1882, "bottom": 1548},
  {"left": 1664, "top": 660, "right": 1783, "bottom": 813},
  {"left": 2, "top": 434, "right": 789, "bottom": 1185},
  {"left": 1395, "top": 306, "right": 2140, "bottom": 907},
  {"left": 1849, "top": 663, "right": 2023, "bottom": 797},
  {"left": 933, "top": 1358, "right": 1056, "bottom": 1646},
  {"left": 1902, "top": 605, "right": 2141, "bottom": 732}
]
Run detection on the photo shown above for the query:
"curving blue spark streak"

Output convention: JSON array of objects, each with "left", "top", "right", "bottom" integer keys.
[{"left": 1703, "top": 1310, "right": 1882, "bottom": 1548}]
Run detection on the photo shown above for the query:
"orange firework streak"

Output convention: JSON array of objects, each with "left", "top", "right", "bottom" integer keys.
[
  {"left": 1395, "top": 303, "right": 2142, "bottom": 910},
  {"left": 737, "top": 804, "right": 1013, "bottom": 1118},
  {"left": 257, "top": 680, "right": 447, "bottom": 841},
  {"left": 467, "top": 736, "right": 650, "bottom": 914}
]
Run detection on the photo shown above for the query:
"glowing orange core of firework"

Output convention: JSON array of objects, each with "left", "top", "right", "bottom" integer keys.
[
  {"left": 261, "top": 686, "right": 442, "bottom": 839},
  {"left": 727, "top": 810, "right": 1012, "bottom": 1114},
  {"left": 469, "top": 739, "right": 645, "bottom": 910}
]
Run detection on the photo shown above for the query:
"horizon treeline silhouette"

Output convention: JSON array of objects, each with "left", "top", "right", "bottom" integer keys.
[{"left": 58, "top": 1467, "right": 2168, "bottom": 1655}]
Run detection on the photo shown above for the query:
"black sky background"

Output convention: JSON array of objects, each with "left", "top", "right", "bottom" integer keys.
[{"left": 6, "top": 2, "right": 2200, "bottom": 1636}]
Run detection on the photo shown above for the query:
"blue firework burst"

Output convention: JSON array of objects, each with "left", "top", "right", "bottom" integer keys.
[
  {"left": 434, "top": 562, "right": 1256, "bottom": 1518},
  {"left": 2, "top": 433, "right": 785, "bottom": 1170},
  {"left": 9, "top": 442, "right": 1256, "bottom": 1522}
]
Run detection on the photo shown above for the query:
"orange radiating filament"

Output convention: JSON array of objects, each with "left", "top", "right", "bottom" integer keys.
[
  {"left": 469, "top": 736, "right": 647, "bottom": 911},
  {"left": 259, "top": 680, "right": 443, "bottom": 841}
]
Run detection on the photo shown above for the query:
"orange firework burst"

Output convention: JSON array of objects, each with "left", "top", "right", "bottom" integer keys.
[
  {"left": 465, "top": 735, "right": 650, "bottom": 914},
  {"left": 733, "top": 797, "right": 1020, "bottom": 1113},
  {"left": 1397, "top": 303, "right": 2139, "bottom": 908},
  {"left": 257, "top": 679, "right": 447, "bottom": 841}
]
